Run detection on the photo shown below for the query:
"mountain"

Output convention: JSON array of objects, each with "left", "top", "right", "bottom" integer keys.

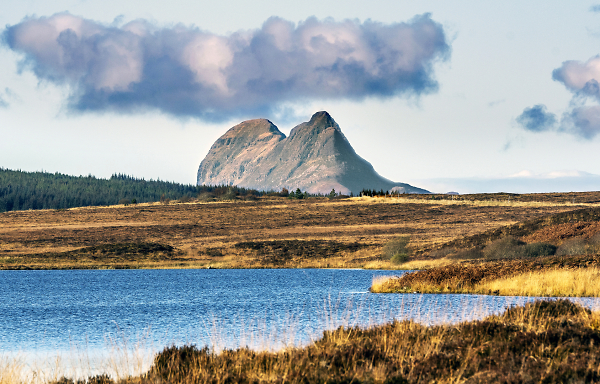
[{"left": 197, "top": 111, "right": 429, "bottom": 195}]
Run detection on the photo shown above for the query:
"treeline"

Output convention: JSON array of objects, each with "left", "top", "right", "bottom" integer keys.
[
  {"left": 360, "top": 189, "right": 397, "bottom": 197},
  {"left": 0, "top": 168, "right": 261, "bottom": 212}
]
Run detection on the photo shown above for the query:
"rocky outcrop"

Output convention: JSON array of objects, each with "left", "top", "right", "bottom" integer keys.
[{"left": 197, "top": 111, "right": 429, "bottom": 195}]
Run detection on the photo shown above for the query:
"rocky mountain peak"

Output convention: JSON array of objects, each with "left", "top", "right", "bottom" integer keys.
[
  {"left": 197, "top": 112, "right": 429, "bottom": 195},
  {"left": 220, "top": 118, "right": 283, "bottom": 140},
  {"left": 308, "top": 111, "right": 337, "bottom": 128},
  {"left": 289, "top": 111, "right": 341, "bottom": 138}
]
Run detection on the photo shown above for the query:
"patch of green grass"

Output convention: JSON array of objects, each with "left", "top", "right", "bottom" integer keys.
[{"left": 382, "top": 236, "right": 410, "bottom": 264}]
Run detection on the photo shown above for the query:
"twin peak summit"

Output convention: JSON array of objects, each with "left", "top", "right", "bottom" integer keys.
[{"left": 197, "top": 111, "right": 428, "bottom": 195}]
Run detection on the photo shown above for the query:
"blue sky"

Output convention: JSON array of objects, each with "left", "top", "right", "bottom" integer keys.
[{"left": 1, "top": 1, "right": 600, "bottom": 193}]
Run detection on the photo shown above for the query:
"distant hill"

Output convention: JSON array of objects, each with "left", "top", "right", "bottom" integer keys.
[
  {"left": 197, "top": 111, "right": 429, "bottom": 195},
  {"left": 0, "top": 169, "right": 256, "bottom": 212}
]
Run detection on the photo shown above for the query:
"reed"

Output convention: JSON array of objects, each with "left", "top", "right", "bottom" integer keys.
[
  {"left": 76, "top": 300, "right": 600, "bottom": 383},
  {"left": 4, "top": 299, "right": 600, "bottom": 383},
  {"left": 0, "top": 354, "right": 25, "bottom": 384}
]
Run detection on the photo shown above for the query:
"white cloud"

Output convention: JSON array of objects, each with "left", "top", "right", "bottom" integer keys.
[{"left": 3, "top": 13, "right": 450, "bottom": 120}]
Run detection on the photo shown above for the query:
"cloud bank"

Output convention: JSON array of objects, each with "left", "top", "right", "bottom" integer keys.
[
  {"left": 518, "top": 55, "right": 600, "bottom": 139},
  {"left": 3, "top": 13, "right": 449, "bottom": 120}
]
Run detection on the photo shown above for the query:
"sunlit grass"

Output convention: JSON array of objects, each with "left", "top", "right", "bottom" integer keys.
[
  {"left": 3, "top": 297, "right": 600, "bottom": 383},
  {"left": 371, "top": 266, "right": 600, "bottom": 297},
  {"left": 352, "top": 196, "right": 599, "bottom": 208},
  {"left": 475, "top": 268, "right": 600, "bottom": 297}
]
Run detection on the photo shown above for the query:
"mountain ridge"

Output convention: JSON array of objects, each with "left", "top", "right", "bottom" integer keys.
[{"left": 197, "top": 111, "right": 429, "bottom": 195}]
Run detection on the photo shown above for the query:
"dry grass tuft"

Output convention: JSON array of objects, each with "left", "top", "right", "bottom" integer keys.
[
  {"left": 371, "top": 254, "right": 600, "bottom": 297},
  {"left": 4, "top": 300, "right": 600, "bottom": 383},
  {"left": 43, "top": 299, "right": 600, "bottom": 384},
  {"left": 0, "top": 355, "right": 25, "bottom": 384},
  {"left": 476, "top": 267, "right": 600, "bottom": 297}
]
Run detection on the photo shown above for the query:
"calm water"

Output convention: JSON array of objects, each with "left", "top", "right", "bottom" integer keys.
[{"left": 2, "top": 269, "right": 600, "bottom": 355}]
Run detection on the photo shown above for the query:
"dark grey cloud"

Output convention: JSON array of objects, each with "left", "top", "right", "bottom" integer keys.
[
  {"left": 2, "top": 13, "right": 450, "bottom": 120},
  {"left": 516, "top": 104, "right": 556, "bottom": 132}
]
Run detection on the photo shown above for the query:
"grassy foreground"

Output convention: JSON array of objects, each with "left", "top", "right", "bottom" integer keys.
[
  {"left": 371, "top": 254, "right": 600, "bottom": 296},
  {"left": 42, "top": 300, "right": 600, "bottom": 384}
]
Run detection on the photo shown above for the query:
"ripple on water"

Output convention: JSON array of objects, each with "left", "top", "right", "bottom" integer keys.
[{"left": 1, "top": 268, "right": 599, "bottom": 355}]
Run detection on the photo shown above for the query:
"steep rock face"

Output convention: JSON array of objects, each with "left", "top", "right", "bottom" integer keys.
[
  {"left": 197, "top": 112, "right": 429, "bottom": 194},
  {"left": 197, "top": 119, "right": 285, "bottom": 187}
]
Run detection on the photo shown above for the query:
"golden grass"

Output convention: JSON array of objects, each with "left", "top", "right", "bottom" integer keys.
[
  {"left": 0, "top": 355, "right": 25, "bottom": 384},
  {"left": 474, "top": 268, "right": 600, "bottom": 297},
  {"left": 393, "top": 258, "right": 455, "bottom": 270},
  {"left": 93, "top": 301, "right": 600, "bottom": 382},
  {"left": 369, "top": 275, "right": 444, "bottom": 294},
  {"left": 3, "top": 300, "right": 600, "bottom": 383},
  {"left": 362, "top": 258, "right": 454, "bottom": 271},
  {"left": 352, "top": 196, "right": 598, "bottom": 208},
  {"left": 0, "top": 196, "right": 578, "bottom": 270},
  {"left": 0, "top": 328, "right": 155, "bottom": 384},
  {"left": 370, "top": 275, "right": 400, "bottom": 293},
  {"left": 371, "top": 267, "right": 600, "bottom": 297}
]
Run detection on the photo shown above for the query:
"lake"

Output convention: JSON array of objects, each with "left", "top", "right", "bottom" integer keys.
[{"left": 2, "top": 269, "right": 600, "bottom": 378}]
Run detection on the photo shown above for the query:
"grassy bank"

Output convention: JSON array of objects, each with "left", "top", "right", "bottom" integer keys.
[
  {"left": 30, "top": 300, "right": 599, "bottom": 384},
  {"left": 371, "top": 254, "right": 600, "bottom": 296}
]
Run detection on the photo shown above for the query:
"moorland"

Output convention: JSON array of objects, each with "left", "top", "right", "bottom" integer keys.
[
  {"left": 1, "top": 191, "right": 599, "bottom": 271},
  {"left": 4, "top": 192, "right": 600, "bottom": 383}
]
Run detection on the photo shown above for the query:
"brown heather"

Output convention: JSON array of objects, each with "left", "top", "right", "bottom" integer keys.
[
  {"left": 0, "top": 195, "right": 577, "bottom": 270},
  {"left": 371, "top": 254, "right": 600, "bottom": 296},
  {"left": 41, "top": 300, "right": 600, "bottom": 384}
]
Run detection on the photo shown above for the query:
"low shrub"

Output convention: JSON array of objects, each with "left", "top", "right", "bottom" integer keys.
[
  {"left": 197, "top": 192, "right": 216, "bottom": 202},
  {"left": 429, "top": 248, "right": 456, "bottom": 258},
  {"left": 483, "top": 237, "right": 556, "bottom": 259},
  {"left": 557, "top": 238, "right": 588, "bottom": 256},
  {"left": 220, "top": 188, "right": 238, "bottom": 201},
  {"left": 391, "top": 252, "right": 409, "bottom": 264},
  {"left": 483, "top": 236, "right": 525, "bottom": 259},
  {"left": 179, "top": 195, "right": 193, "bottom": 203},
  {"left": 522, "top": 242, "right": 557, "bottom": 257},
  {"left": 382, "top": 236, "right": 410, "bottom": 264},
  {"left": 589, "top": 232, "right": 600, "bottom": 245},
  {"left": 449, "top": 248, "right": 483, "bottom": 260}
]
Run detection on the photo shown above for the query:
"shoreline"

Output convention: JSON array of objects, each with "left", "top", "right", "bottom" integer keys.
[
  {"left": 0, "top": 264, "right": 407, "bottom": 271},
  {"left": 4, "top": 299, "right": 598, "bottom": 383},
  {"left": 371, "top": 254, "right": 600, "bottom": 297}
]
